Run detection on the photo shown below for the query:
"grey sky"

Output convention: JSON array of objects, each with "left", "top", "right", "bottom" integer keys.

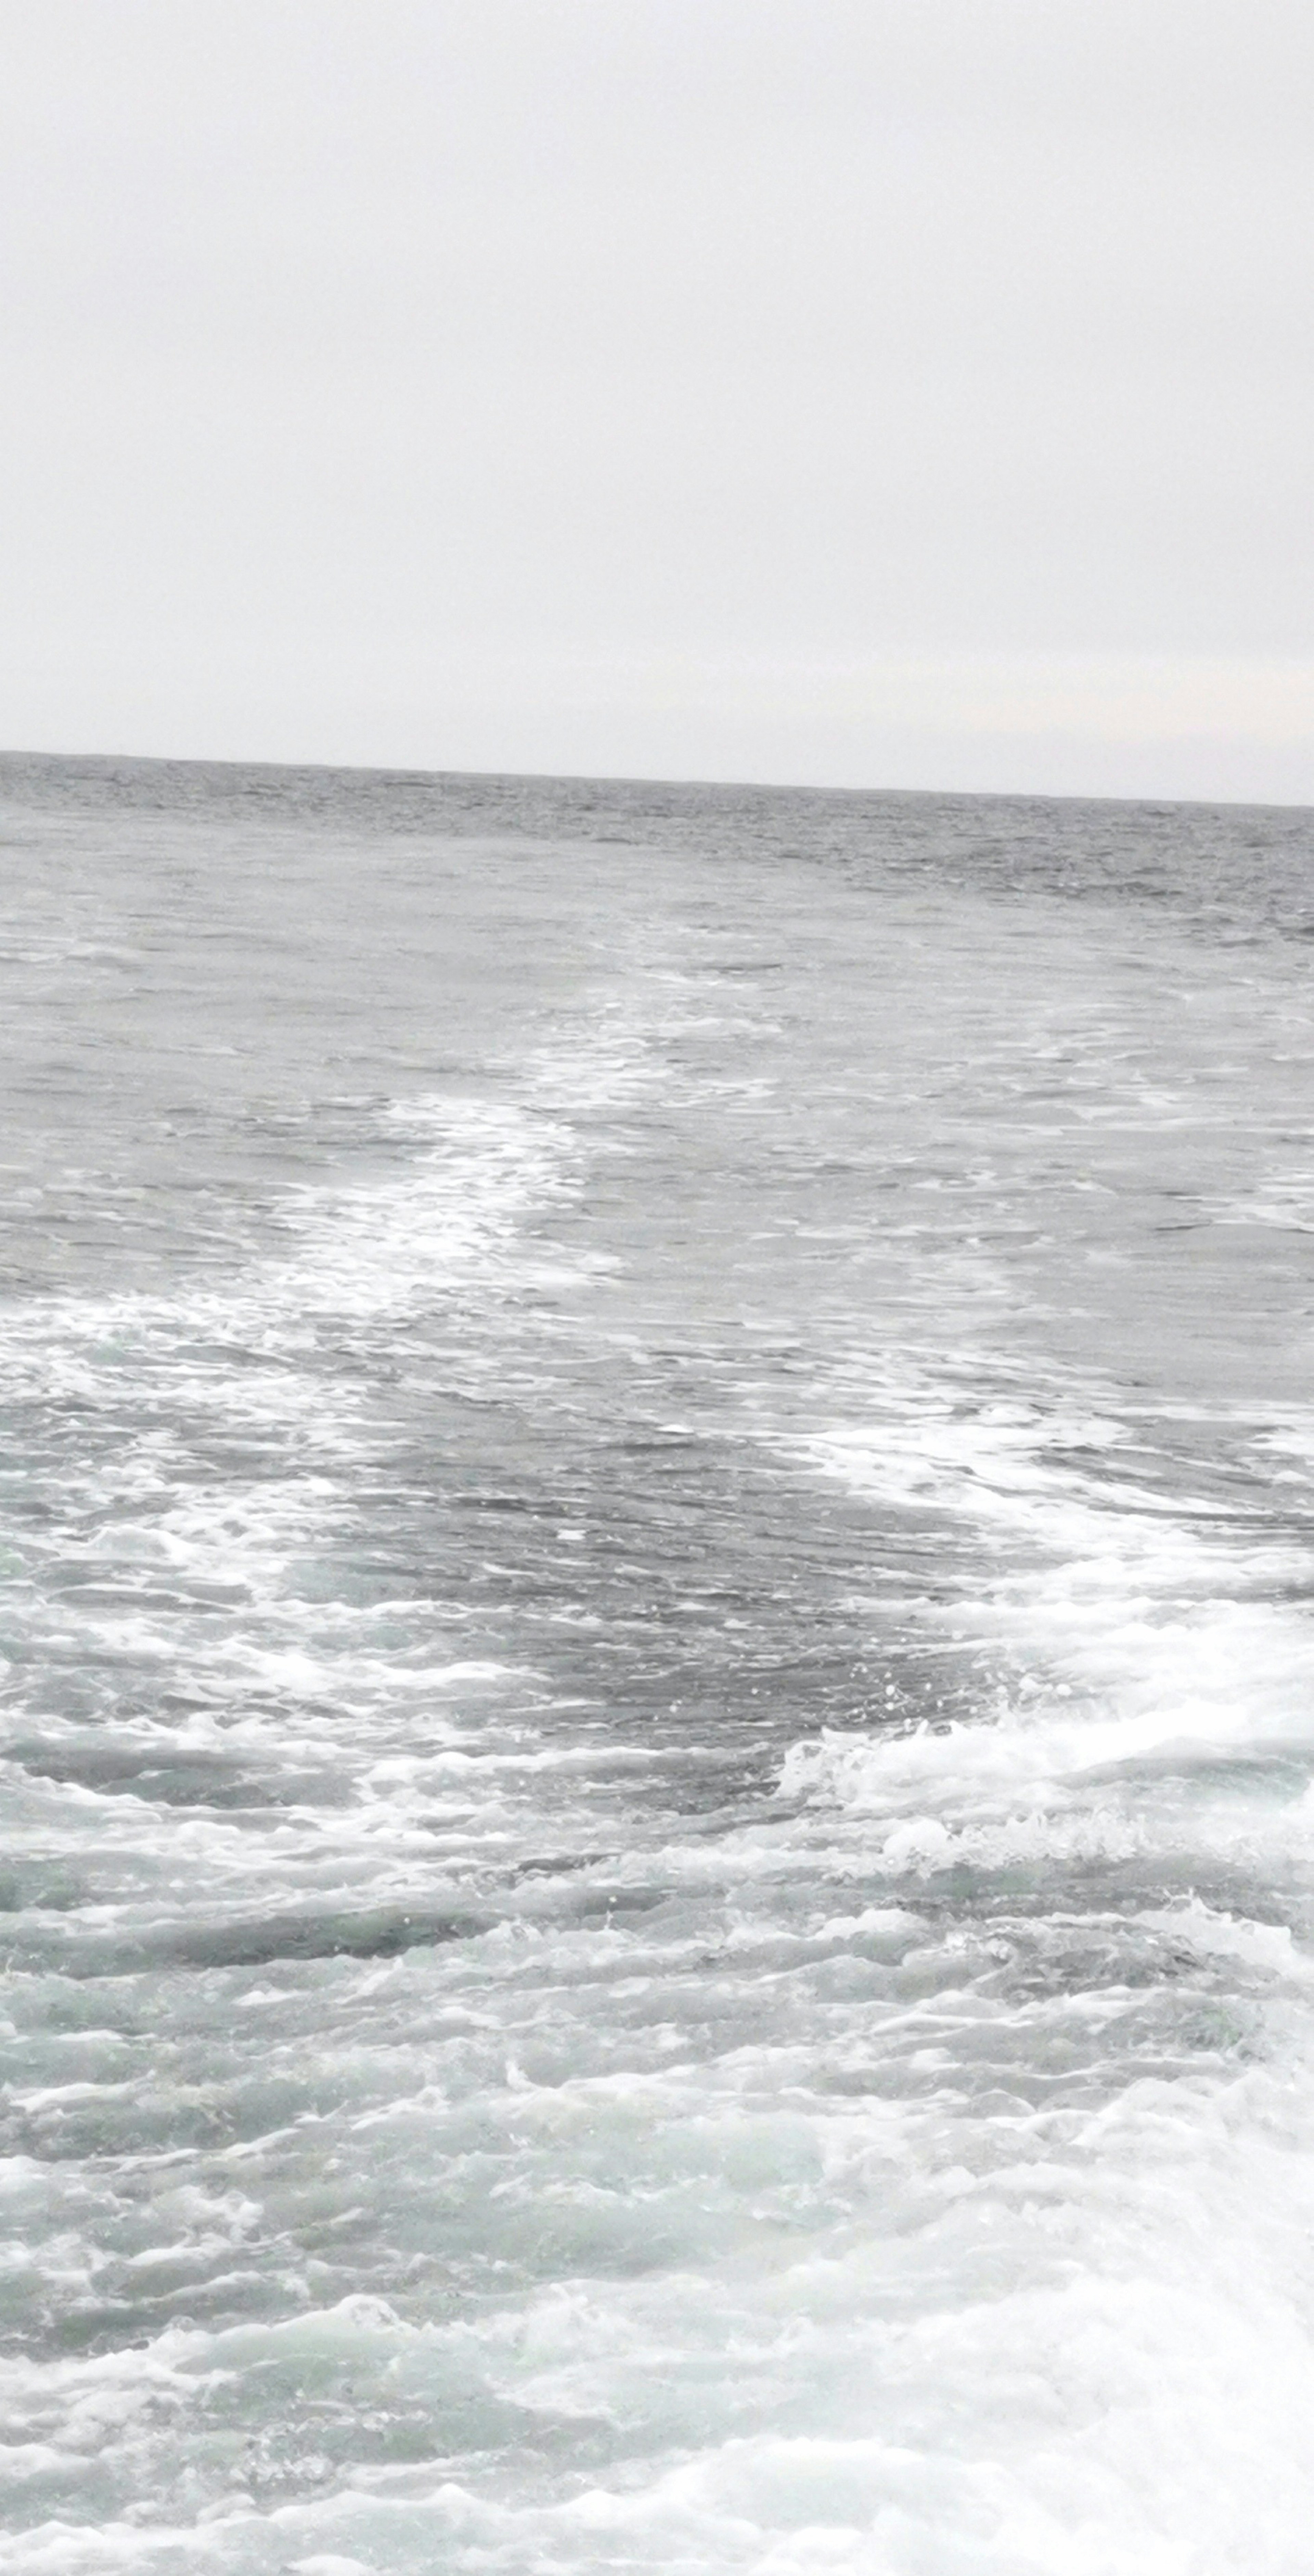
[{"left": 3, "top": 0, "right": 1312, "bottom": 796}]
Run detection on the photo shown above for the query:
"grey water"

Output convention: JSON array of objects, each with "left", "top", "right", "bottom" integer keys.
[{"left": 3, "top": 754, "right": 1314, "bottom": 2573}]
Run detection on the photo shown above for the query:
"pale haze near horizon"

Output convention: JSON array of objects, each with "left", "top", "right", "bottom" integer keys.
[{"left": 3, "top": 0, "right": 1312, "bottom": 802}]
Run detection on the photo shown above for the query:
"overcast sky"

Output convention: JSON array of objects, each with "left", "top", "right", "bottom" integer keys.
[{"left": 3, "top": 0, "right": 1312, "bottom": 797}]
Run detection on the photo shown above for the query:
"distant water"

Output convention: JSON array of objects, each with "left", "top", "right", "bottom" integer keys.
[{"left": 4, "top": 755, "right": 1314, "bottom": 2574}]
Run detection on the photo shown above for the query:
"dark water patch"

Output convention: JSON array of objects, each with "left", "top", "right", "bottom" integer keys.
[
  {"left": 156, "top": 1902, "right": 493, "bottom": 1971},
  {"left": 514, "top": 1849, "right": 615, "bottom": 1877},
  {"left": 6, "top": 1902, "right": 493, "bottom": 1979},
  {"left": 897, "top": 1859, "right": 1306, "bottom": 1937},
  {"left": 4, "top": 1738, "right": 351, "bottom": 1809},
  {"left": 1073, "top": 1743, "right": 1314, "bottom": 1798},
  {"left": 563, "top": 1886, "right": 670, "bottom": 1925}
]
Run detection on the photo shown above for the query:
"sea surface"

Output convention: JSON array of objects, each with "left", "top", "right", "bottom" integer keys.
[{"left": 3, "top": 755, "right": 1314, "bottom": 2575}]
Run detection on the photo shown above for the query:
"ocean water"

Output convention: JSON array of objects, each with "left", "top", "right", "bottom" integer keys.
[{"left": 3, "top": 756, "right": 1314, "bottom": 2575}]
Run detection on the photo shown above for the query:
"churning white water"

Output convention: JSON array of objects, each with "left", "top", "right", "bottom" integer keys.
[{"left": 3, "top": 759, "right": 1314, "bottom": 2573}]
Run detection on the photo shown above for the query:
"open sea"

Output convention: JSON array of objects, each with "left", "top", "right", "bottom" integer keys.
[{"left": 4, "top": 754, "right": 1314, "bottom": 2575}]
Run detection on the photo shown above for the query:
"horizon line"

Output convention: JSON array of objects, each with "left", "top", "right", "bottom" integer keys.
[{"left": 2, "top": 743, "right": 1310, "bottom": 818}]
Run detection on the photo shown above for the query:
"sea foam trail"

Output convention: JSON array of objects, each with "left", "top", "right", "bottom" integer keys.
[
  {"left": 7, "top": 770, "right": 1314, "bottom": 2571},
  {"left": 794, "top": 1369, "right": 1314, "bottom": 1838},
  {"left": 9, "top": 1374, "right": 1314, "bottom": 2571}
]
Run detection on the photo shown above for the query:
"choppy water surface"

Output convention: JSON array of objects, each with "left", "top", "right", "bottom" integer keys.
[{"left": 3, "top": 757, "right": 1314, "bottom": 2574}]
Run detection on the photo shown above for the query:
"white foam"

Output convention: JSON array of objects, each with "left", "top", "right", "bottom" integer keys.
[{"left": 12, "top": 923, "right": 1314, "bottom": 2571}]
